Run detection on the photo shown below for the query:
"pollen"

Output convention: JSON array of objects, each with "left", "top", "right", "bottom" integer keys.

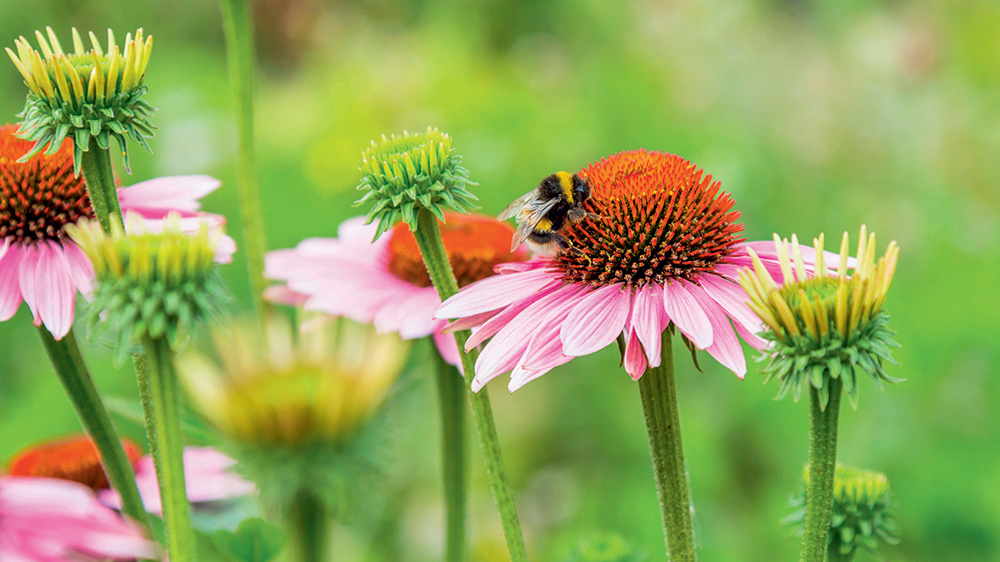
[
  {"left": 387, "top": 212, "right": 527, "bottom": 288},
  {"left": 7, "top": 434, "right": 142, "bottom": 491},
  {"left": 554, "top": 149, "right": 744, "bottom": 287},
  {"left": 0, "top": 124, "right": 93, "bottom": 242}
]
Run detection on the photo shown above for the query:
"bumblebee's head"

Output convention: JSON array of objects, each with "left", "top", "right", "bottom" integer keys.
[{"left": 572, "top": 174, "right": 591, "bottom": 205}]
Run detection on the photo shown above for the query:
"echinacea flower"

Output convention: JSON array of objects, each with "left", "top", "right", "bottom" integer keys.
[
  {"left": 0, "top": 476, "right": 158, "bottom": 562},
  {"left": 0, "top": 124, "right": 234, "bottom": 340},
  {"left": 99, "top": 447, "right": 256, "bottom": 516},
  {"left": 436, "top": 149, "right": 844, "bottom": 392},
  {"left": 265, "top": 212, "right": 528, "bottom": 366},
  {"left": 7, "top": 434, "right": 142, "bottom": 492}
]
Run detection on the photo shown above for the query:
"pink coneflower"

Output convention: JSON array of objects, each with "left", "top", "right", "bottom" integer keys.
[
  {"left": 0, "top": 124, "right": 235, "bottom": 340},
  {"left": 6, "top": 434, "right": 142, "bottom": 492},
  {"left": 0, "top": 476, "right": 158, "bottom": 562},
  {"left": 265, "top": 212, "right": 528, "bottom": 366},
  {"left": 99, "top": 446, "right": 256, "bottom": 516},
  {"left": 436, "top": 149, "right": 845, "bottom": 392}
]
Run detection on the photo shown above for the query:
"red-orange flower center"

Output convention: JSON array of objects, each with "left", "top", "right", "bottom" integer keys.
[
  {"left": 7, "top": 435, "right": 142, "bottom": 491},
  {"left": 387, "top": 212, "right": 528, "bottom": 288},
  {"left": 554, "top": 149, "right": 745, "bottom": 287},
  {"left": 0, "top": 124, "right": 94, "bottom": 243}
]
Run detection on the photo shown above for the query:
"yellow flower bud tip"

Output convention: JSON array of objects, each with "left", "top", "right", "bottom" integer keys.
[
  {"left": 8, "top": 27, "right": 155, "bottom": 173},
  {"left": 738, "top": 227, "right": 902, "bottom": 409},
  {"left": 178, "top": 315, "right": 409, "bottom": 448}
]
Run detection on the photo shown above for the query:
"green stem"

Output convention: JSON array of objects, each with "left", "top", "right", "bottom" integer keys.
[
  {"left": 412, "top": 207, "right": 529, "bottom": 562},
  {"left": 800, "top": 377, "right": 843, "bottom": 562},
  {"left": 141, "top": 337, "right": 196, "bottom": 562},
  {"left": 219, "top": 0, "right": 269, "bottom": 322},
  {"left": 827, "top": 549, "right": 854, "bottom": 562},
  {"left": 288, "top": 488, "right": 329, "bottom": 562},
  {"left": 79, "top": 140, "right": 123, "bottom": 234},
  {"left": 36, "top": 326, "right": 149, "bottom": 530},
  {"left": 433, "top": 346, "right": 467, "bottom": 562},
  {"left": 637, "top": 332, "right": 696, "bottom": 562}
]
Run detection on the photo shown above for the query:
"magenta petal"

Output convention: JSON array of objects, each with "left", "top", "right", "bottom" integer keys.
[
  {"left": 62, "top": 241, "right": 96, "bottom": 297},
  {"left": 663, "top": 280, "right": 713, "bottom": 349},
  {"left": 464, "top": 295, "right": 539, "bottom": 351},
  {"left": 698, "top": 273, "right": 763, "bottom": 334},
  {"left": 118, "top": 175, "right": 220, "bottom": 212},
  {"left": 17, "top": 244, "right": 42, "bottom": 327},
  {"left": 33, "top": 241, "right": 76, "bottom": 339},
  {"left": 443, "top": 310, "right": 500, "bottom": 334},
  {"left": 624, "top": 328, "right": 648, "bottom": 380},
  {"left": 0, "top": 242, "right": 24, "bottom": 321},
  {"left": 686, "top": 284, "right": 747, "bottom": 378},
  {"left": 632, "top": 283, "right": 666, "bottom": 367},
  {"left": 436, "top": 268, "right": 558, "bottom": 319},
  {"left": 432, "top": 327, "right": 463, "bottom": 370},
  {"left": 560, "top": 283, "right": 631, "bottom": 356}
]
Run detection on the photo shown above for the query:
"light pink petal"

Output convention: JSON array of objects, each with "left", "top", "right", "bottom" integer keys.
[
  {"left": 518, "top": 285, "right": 591, "bottom": 370},
  {"left": 624, "top": 328, "right": 648, "bottom": 380},
  {"left": 61, "top": 241, "right": 95, "bottom": 298},
  {"left": 338, "top": 216, "right": 381, "bottom": 242},
  {"left": 118, "top": 175, "right": 221, "bottom": 212},
  {"left": 507, "top": 364, "right": 559, "bottom": 392},
  {"left": 263, "top": 284, "right": 309, "bottom": 306},
  {"left": 436, "top": 268, "right": 559, "bottom": 319},
  {"left": 33, "top": 241, "right": 77, "bottom": 339},
  {"left": 494, "top": 259, "right": 551, "bottom": 274},
  {"left": 663, "top": 280, "right": 713, "bottom": 349},
  {"left": 632, "top": 283, "right": 667, "bottom": 367},
  {"left": 686, "top": 284, "right": 747, "bottom": 378},
  {"left": 698, "top": 273, "right": 763, "bottom": 334},
  {"left": 560, "top": 284, "right": 631, "bottom": 356},
  {"left": 17, "top": 244, "right": 42, "bottom": 327},
  {"left": 465, "top": 294, "right": 541, "bottom": 351},
  {"left": 735, "top": 321, "right": 768, "bottom": 350},
  {"left": 739, "top": 240, "right": 856, "bottom": 272},
  {"left": 0, "top": 242, "right": 24, "bottom": 321},
  {"left": 432, "top": 327, "right": 463, "bottom": 370},
  {"left": 443, "top": 309, "right": 501, "bottom": 334}
]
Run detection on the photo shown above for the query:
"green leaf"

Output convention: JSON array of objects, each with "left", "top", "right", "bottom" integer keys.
[{"left": 210, "top": 518, "right": 287, "bottom": 562}]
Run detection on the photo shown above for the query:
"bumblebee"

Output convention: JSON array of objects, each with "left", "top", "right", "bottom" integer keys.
[{"left": 498, "top": 171, "right": 597, "bottom": 255}]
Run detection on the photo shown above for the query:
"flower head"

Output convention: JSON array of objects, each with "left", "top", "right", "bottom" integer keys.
[
  {"left": 7, "top": 434, "right": 142, "bottom": 491},
  {"left": 787, "top": 465, "right": 900, "bottom": 559},
  {"left": 0, "top": 124, "right": 232, "bottom": 339},
  {"left": 738, "top": 226, "right": 901, "bottom": 408},
  {"left": 0, "top": 476, "right": 158, "bottom": 562},
  {"left": 67, "top": 214, "right": 229, "bottom": 357},
  {"left": 6, "top": 27, "right": 155, "bottom": 173},
  {"left": 436, "top": 149, "right": 841, "bottom": 392},
  {"left": 99, "top": 446, "right": 256, "bottom": 517},
  {"left": 356, "top": 128, "right": 478, "bottom": 238},
  {"left": 265, "top": 213, "right": 527, "bottom": 367}
]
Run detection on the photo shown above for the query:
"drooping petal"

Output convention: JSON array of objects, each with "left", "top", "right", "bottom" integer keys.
[
  {"left": 686, "top": 283, "right": 747, "bottom": 378},
  {"left": 560, "top": 283, "right": 631, "bottom": 356},
  {"left": 0, "top": 242, "right": 25, "bottom": 321},
  {"left": 624, "top": 327, "right": 648, "bottom": 380},
  {"left": 698, "top": 273, "right": 763, "bottom": 334},
  {"left": 436, "top": 268, "right": 558, "bottom": 319},
  {"left": 465, "top": 292, "right": 545, "bottom": 351},
  {"left": 118, "top": 175, "right": 221, "bottom": 212},
  {"left": 663, "top": 279, "right": 713, "bottom": 349},
  {"left": 32, "top": 241, "right": 76, "bottom": 339},
  {"left": 632, "top": 282, "right": 667, "bottom": 367},
  {"left": 17, "top": 244, "right": 42, "bottom": 327}
]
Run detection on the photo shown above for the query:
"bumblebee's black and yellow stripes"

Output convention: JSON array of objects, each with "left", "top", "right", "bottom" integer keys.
[{"left": 498, "top": 171, "right": 596, "bottom": 255}]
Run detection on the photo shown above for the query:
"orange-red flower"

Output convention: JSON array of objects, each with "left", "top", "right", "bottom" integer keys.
[{"left": 6, "top": 434, "right": 142, "bottom": 491}]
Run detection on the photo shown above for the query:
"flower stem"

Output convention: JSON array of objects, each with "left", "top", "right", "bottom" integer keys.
[
  {"left": 412, "top": 207, "right": 529, "bottom": 562},
  {"left": 79, "top": 139, "right": 123, "bottom": 234},
  {"left": 827, "top": 550, "right": 854, "bottom": 562},
  {"left": 36, "top": 326, "right": 150, "bottom": 530},
  {"left": 800, "top": 377, "right": 843, "bottom": 562},
  {"left": 637, "top": 332, "right": 696, "bottom": 562},
  {"left": 141, "top": 337, "right": 196, "bottom": 562},
  {"left": 288, "top": 488, "right": 329, "bottom": 562},
  {"left": 219, "top": 0, "right": 269, "bottom": 322},
  {"left": 433, "top": 346, "right": 468, "bottom": 562}
]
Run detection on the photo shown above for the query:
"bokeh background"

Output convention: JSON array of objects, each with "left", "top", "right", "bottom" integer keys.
[{"left": 1, "top": 0, "right": 998, "bottom": 560}]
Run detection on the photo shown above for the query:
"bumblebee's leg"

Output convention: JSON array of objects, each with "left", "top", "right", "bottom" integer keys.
[{"left": 567, "top": 209, "right": 601, "bottom": 222}]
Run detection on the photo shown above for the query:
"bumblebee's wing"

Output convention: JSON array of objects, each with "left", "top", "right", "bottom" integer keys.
[
  {"left": 498, "top": 190, "right": 539, "bottom": 221},
  {"left": 509, "top": 197, "right": 560, "bottom": 251}
]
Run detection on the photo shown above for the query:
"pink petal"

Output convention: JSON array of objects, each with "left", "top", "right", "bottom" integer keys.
[
  {"left": 17, "top": 244, "right": 43, "bottom": 327},
  {"left": 118, "top": 175, "right": 221, "bottom": 212},
  {"left": 432, "top": 327, "right": 463, "bottom": 371},
  {"left": 464, "top": 295, "right": 540, "bottom": 351},
  {"left": 519, "top": 286, "right": 591, "bottom": 369},
  {"left": 632, "top": 283, "right": 667, "bottom": 367},
  {"left": 337, "top": 216, "right": 380, "bottom": 242},
  {"left": 494, "top": 259, "right": 551, "bottom": 274},
  {"left": 735, "top": 321, "right": 768, "bottom": 350},
  {"left": 507, "top": 364, "right": 557, "bottom": 392},
  {"left": 436, "top": 268, "right": 559, "bottom": 319},
  {"left": 624, "top": 328, "right": 648, "bottom": 380},
  {"left": 33, "top": 241, "right": 76, "bottom": 339},
  {"left": 663, "top": 280, "right": 713, "bottom": 349},
  {"left": 560, "top": 283, "right": 631, "bottom": 356},
  {"left": 0, "top": 242, "right": 24, "bottom": 321},
  {"left": 698, "top": 273, "right": 763, "bottom": 334},
  {"left": 62, "top": 241, "right": 95, "bottom": 298},
  {"left": 442, "top": 310, "right": 500, "bottom": 334},
  {"left": 686, "top": 284, "right": 747, "bottom": 378}
]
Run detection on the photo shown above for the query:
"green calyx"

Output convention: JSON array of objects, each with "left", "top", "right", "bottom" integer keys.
[
  {"left": 786, "top": 465, "right": 900, "bottom": 559},
  {"left": 758, "top": 312, "right": 902, "bottom": 410},
  {"left": 7, "top": 27, "right": 156, "bottom": 173},
  {"left": 67, "top": 215, "right": 227, "bottom": 362},
  {"left": 355, "top": 127, "right": 478, "bottom": 238}
]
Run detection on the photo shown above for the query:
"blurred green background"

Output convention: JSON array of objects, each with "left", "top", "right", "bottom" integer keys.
[{"left": 1, "top": 0, "right": 997, "bottom": 560}]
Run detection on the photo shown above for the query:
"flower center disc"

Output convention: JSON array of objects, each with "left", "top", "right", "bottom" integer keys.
[
  {"left": 387, "top": 212, "right": 526, "bottom": 288},
  {"left": 7, "top": 436, "right": 141, "bottom": 491},
  {"left": 553, "top": 149, "right": 744, "bottom": 287},
  {"left": 0, "top": 125, "right": 93, "bottom": 243}
]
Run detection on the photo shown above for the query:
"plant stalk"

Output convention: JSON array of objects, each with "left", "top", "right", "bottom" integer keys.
[
  {"left": 433, "top": 347, "right": 468, "bottom": 562},
  {"left": 288, "top": 488, "right": 330, "bottom": 562},
  {"left": 412, "top": 207, "right": 529, "bottom": 562},
  {"left": 36, "top": 326, "right": 150, "bottom": 530},
  {"left": 800, "top": 377, "right": 843, "bottom": 562},
  {"left": 637, "top": 332, "right": 696, "bottom": 562},
  {"left": 220, "top": 0, "right": 269, "bottom": 322},
  {"left": 141, "top": 337, "right": 196, "bottom": 562},
  {"left": 79, "top": 139, "right": 123, "bottom": 234}
]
